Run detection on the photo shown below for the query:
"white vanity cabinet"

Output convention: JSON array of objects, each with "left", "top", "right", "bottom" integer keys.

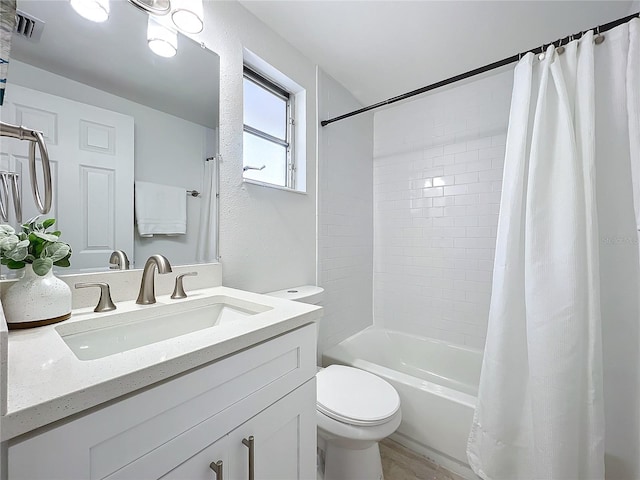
[{"left": 7, "top": 324, "right": 317, "bottom": 480}]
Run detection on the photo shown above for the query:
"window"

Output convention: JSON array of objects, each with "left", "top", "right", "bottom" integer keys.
[{"left": 243, "top": 66, "right": 294, "bottom": 188}]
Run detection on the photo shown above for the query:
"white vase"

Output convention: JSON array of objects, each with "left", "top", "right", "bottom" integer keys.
[{"left": 2, "top": 264, "right": 72, "bottom": 329}]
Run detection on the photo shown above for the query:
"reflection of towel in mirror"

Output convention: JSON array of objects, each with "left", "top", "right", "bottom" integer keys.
[{"left": 135, "top": 181, "right": 186, "bottom": 237}]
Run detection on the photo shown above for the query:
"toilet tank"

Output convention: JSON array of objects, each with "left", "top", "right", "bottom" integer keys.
[{"left": 266, "top": 285, "right": 324, "bottom": 305}]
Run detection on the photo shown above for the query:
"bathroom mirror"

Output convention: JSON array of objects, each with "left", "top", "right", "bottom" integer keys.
[{"left": 0, "top": 0, "right": 219, "bottom": 274}]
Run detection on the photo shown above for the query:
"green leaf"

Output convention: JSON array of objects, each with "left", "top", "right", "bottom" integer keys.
[
  {"left": 0, "top": 224, "right": 15, "bottom": 236},
  {"left": 44, "top": 243, "right": 71, "bottom": 262},
  {"left": 6, "top": 259, "right": 25, "bottom": 270},
  {"left": 32, "top": 231, "right": 59, "bottom": 243},
  {"left": 32, "top": 257, "right": 53, "bottom": 276},
  {"left": 53, "top": 255, "right": 71, "bottom": 268},
  {"left": 33, "top": 239, "right": 44, "bottom": 258},
  {"left": 0, "top": 235, "right": 19, "bottom": 251},
  {"left": 7, "top": 246, "right": 28, "bottom": 261},
  {"left": 51, "top": 231, "right": 61, "bottom": 237},
  {"left": 42, "top": 218, "right": 56, "bottom": 229}
]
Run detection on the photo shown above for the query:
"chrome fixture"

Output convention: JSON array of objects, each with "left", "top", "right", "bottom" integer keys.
[
  {"left": 136, "top": 254, "right": 173, "bottom": 305},
  {"left": 109, "top": 250, "right": 130, "bottom": 270},
  {"left": 128, "top": 0, "right": 171, "bottom": 16},
  {"left": 70, "top": 0, "right": 205, "bottom": 58},
  {"left": 187, "top": 189, "right": 200, "bottom": 197},
  {"left": 75, "top": 282, "right": 117, "bottom": 312},
  {"left": 70, "top": 0, "right": 110, "bottom": 23},
  {"left": 209, "top": 460, "right": 223, "bottom": 480},
  {"left": 0, "top": 121, "right": 52, "bottom": 214},
  {"left": 242, "top": 436, "right": 255, "bottom": 480},
  {"left": 171, "top": 271, "right": 197, "bottom": 299}
]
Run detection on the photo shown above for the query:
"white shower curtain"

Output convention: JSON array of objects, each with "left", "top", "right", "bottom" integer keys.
[
  {"left": 196, "top": 157, "right": 219, "bottom": 262},
  {"left": 468, "top": 18, "right": 640, "bottom": 480}
]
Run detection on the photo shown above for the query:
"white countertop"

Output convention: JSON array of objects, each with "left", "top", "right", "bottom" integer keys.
[{"left": 1, "top": 286, "right": 321, "bottom": 441}]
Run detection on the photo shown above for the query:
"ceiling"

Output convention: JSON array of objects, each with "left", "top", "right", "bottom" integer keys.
[{"left": 240, "top": 0, "right": 636, "bottom": 107}]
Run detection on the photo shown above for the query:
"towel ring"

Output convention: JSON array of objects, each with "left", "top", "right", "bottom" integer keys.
[
  {"left": 29, "top": 130, "right": 52, "bottom": 214},
  {"left": 0, "top": 122, "right": 53, "bottom": 215}
]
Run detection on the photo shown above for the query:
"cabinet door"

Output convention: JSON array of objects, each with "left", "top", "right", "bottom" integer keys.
[{"left": 229, "top": 379, "right": 316, "bottom": 480}]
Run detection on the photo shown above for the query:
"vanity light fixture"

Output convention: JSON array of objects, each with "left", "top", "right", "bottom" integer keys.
[
  {"left": 127, "top": 0, "right": 171, "bottom": 16},
  {"left": 170, "top": 0, "right": 204, "bottom": 34},
  {"left": 147, "top": 16, "right": 178, "bottom": 58},
  {"left": 69, "top": 0, "right": 110, "bottom": 23}
]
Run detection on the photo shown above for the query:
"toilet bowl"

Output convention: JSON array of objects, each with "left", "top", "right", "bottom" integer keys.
[
  {"left": 316, "top": 365, "right": 401, "bottom": 480},
  {"left": 266, "top": 286, "right": 402, "bottom": 480}
]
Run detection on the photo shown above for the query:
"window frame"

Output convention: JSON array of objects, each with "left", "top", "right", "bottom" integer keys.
[{"left": 242, "top": 66, "right": 295, "bottom": 189}]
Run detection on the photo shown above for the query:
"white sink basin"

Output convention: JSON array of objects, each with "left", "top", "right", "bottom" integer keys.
[{"left": 56, "top": 295, "right": 272, "bottom": 361}]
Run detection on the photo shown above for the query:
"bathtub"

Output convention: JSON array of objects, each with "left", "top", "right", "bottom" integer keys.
[{"left": 322, "top": 328, "right": 483, "bottom": 478}]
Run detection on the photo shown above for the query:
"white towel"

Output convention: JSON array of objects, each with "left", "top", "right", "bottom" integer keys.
[{"left": 135, "top": 181, "right": 186, "bottom": 237}]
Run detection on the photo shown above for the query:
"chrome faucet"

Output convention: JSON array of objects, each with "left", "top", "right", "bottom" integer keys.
[
  {"left": 109, "top": 250, "right": 130, "bottom": 270},
  {"left": 136, "top": 254, "right": 173, "bottom": 305}
]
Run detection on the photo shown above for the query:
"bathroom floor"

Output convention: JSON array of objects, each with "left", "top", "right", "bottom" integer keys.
[{"left": 380, "top": 439, "right": 465, "bottom": 480}]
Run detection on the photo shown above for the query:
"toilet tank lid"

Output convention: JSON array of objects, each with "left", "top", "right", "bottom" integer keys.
[{"left": 265, "top": 285, "right": 324, "bottom": 304}]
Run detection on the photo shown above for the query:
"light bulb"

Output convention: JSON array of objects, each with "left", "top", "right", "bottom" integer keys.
[
  {"left": 147, "top": 16, "right": 178, "bottom": 58},
  {"left": 171, "top": 0, "right": 204, "bottom": 34},
  {"left": 70, "top": 0, "right": 109, "bottom": 22}
]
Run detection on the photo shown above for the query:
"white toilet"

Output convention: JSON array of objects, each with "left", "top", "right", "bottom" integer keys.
[{"left": 267, "top": 286, "right": 402, "bottom": 480}]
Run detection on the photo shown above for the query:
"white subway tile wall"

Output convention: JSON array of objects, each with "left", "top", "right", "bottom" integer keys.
[
  {"left": 318, "top": 70, "right": 374, "bottom": 356},
  {"left": 373, "top": 70, "right": 513, "bottom": 349}
]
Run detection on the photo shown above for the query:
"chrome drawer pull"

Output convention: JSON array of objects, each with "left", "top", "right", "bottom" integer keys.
[
  {"left": 209, "top": 460, "right": 223, "bottom": 480},
  {"left": 242, "top": 436, "right": 255, "bottom": 480}
]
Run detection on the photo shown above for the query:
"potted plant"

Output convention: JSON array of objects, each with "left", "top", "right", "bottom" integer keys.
[{"left": 0, "top": 217, "right": 73, "bottom": 329}]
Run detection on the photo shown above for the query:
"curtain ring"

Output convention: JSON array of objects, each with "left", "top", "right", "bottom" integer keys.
[
  {"left": 538, "top": 44, "right": 546, "bottom": 61},
  {"left": 594, "top": 25, "right": 605, "bottom": 45},
  {"left": 557, "top": 38, "right": 565, "bottom": 55}
]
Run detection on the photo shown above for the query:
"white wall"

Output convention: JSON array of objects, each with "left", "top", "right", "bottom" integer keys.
[
  {"left": 373, "top": 70, "right": 513, "bottom": 348},
  {"left": 630, "top": 1, "right": 640, "bottom": 14},
  {"left": 317, "top": 69, "right": 373, "bottom": 355},
  {"left": 190, "top": 2, "right": 318, "bottom": 293},
  {"left": 7, "top": 60, "right": 215, "bottom": 267}
]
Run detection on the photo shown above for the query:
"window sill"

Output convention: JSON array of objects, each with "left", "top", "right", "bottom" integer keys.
[{"left": 242, "top": 179, "right": 307, "bottom": 195}]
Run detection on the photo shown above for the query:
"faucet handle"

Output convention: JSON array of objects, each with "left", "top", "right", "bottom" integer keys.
[
  {"left": 171, "top": 272, "right": 198, "bottom": 299},
  {"left": 75, "top": 282, "right": 117, "bottom": 312}
]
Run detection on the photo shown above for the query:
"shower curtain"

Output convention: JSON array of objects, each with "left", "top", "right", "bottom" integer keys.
[
  {"left": 196, "top": 157, "right": 219, "bottom": 262},
  {"left": 468, "top": 18, "right": 640, "bottom": 480}
]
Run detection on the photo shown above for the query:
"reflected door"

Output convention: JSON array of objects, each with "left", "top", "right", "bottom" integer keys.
[{"left": 0, "top": 84, "right": 134, "bottom": 271}]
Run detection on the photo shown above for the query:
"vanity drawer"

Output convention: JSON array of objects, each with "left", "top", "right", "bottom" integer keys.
[{"left": 8, "top": 324, "right": 316, "bottom": 480}]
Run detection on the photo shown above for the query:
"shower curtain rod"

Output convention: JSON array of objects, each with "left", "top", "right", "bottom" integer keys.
[{"left": 320, "top": 11, "right": 640, "bottom": 127}]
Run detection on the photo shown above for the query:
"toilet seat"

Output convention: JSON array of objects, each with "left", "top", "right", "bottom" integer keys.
[{"left": 316, "top": 365, "right": 400, "bottom": 426}]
